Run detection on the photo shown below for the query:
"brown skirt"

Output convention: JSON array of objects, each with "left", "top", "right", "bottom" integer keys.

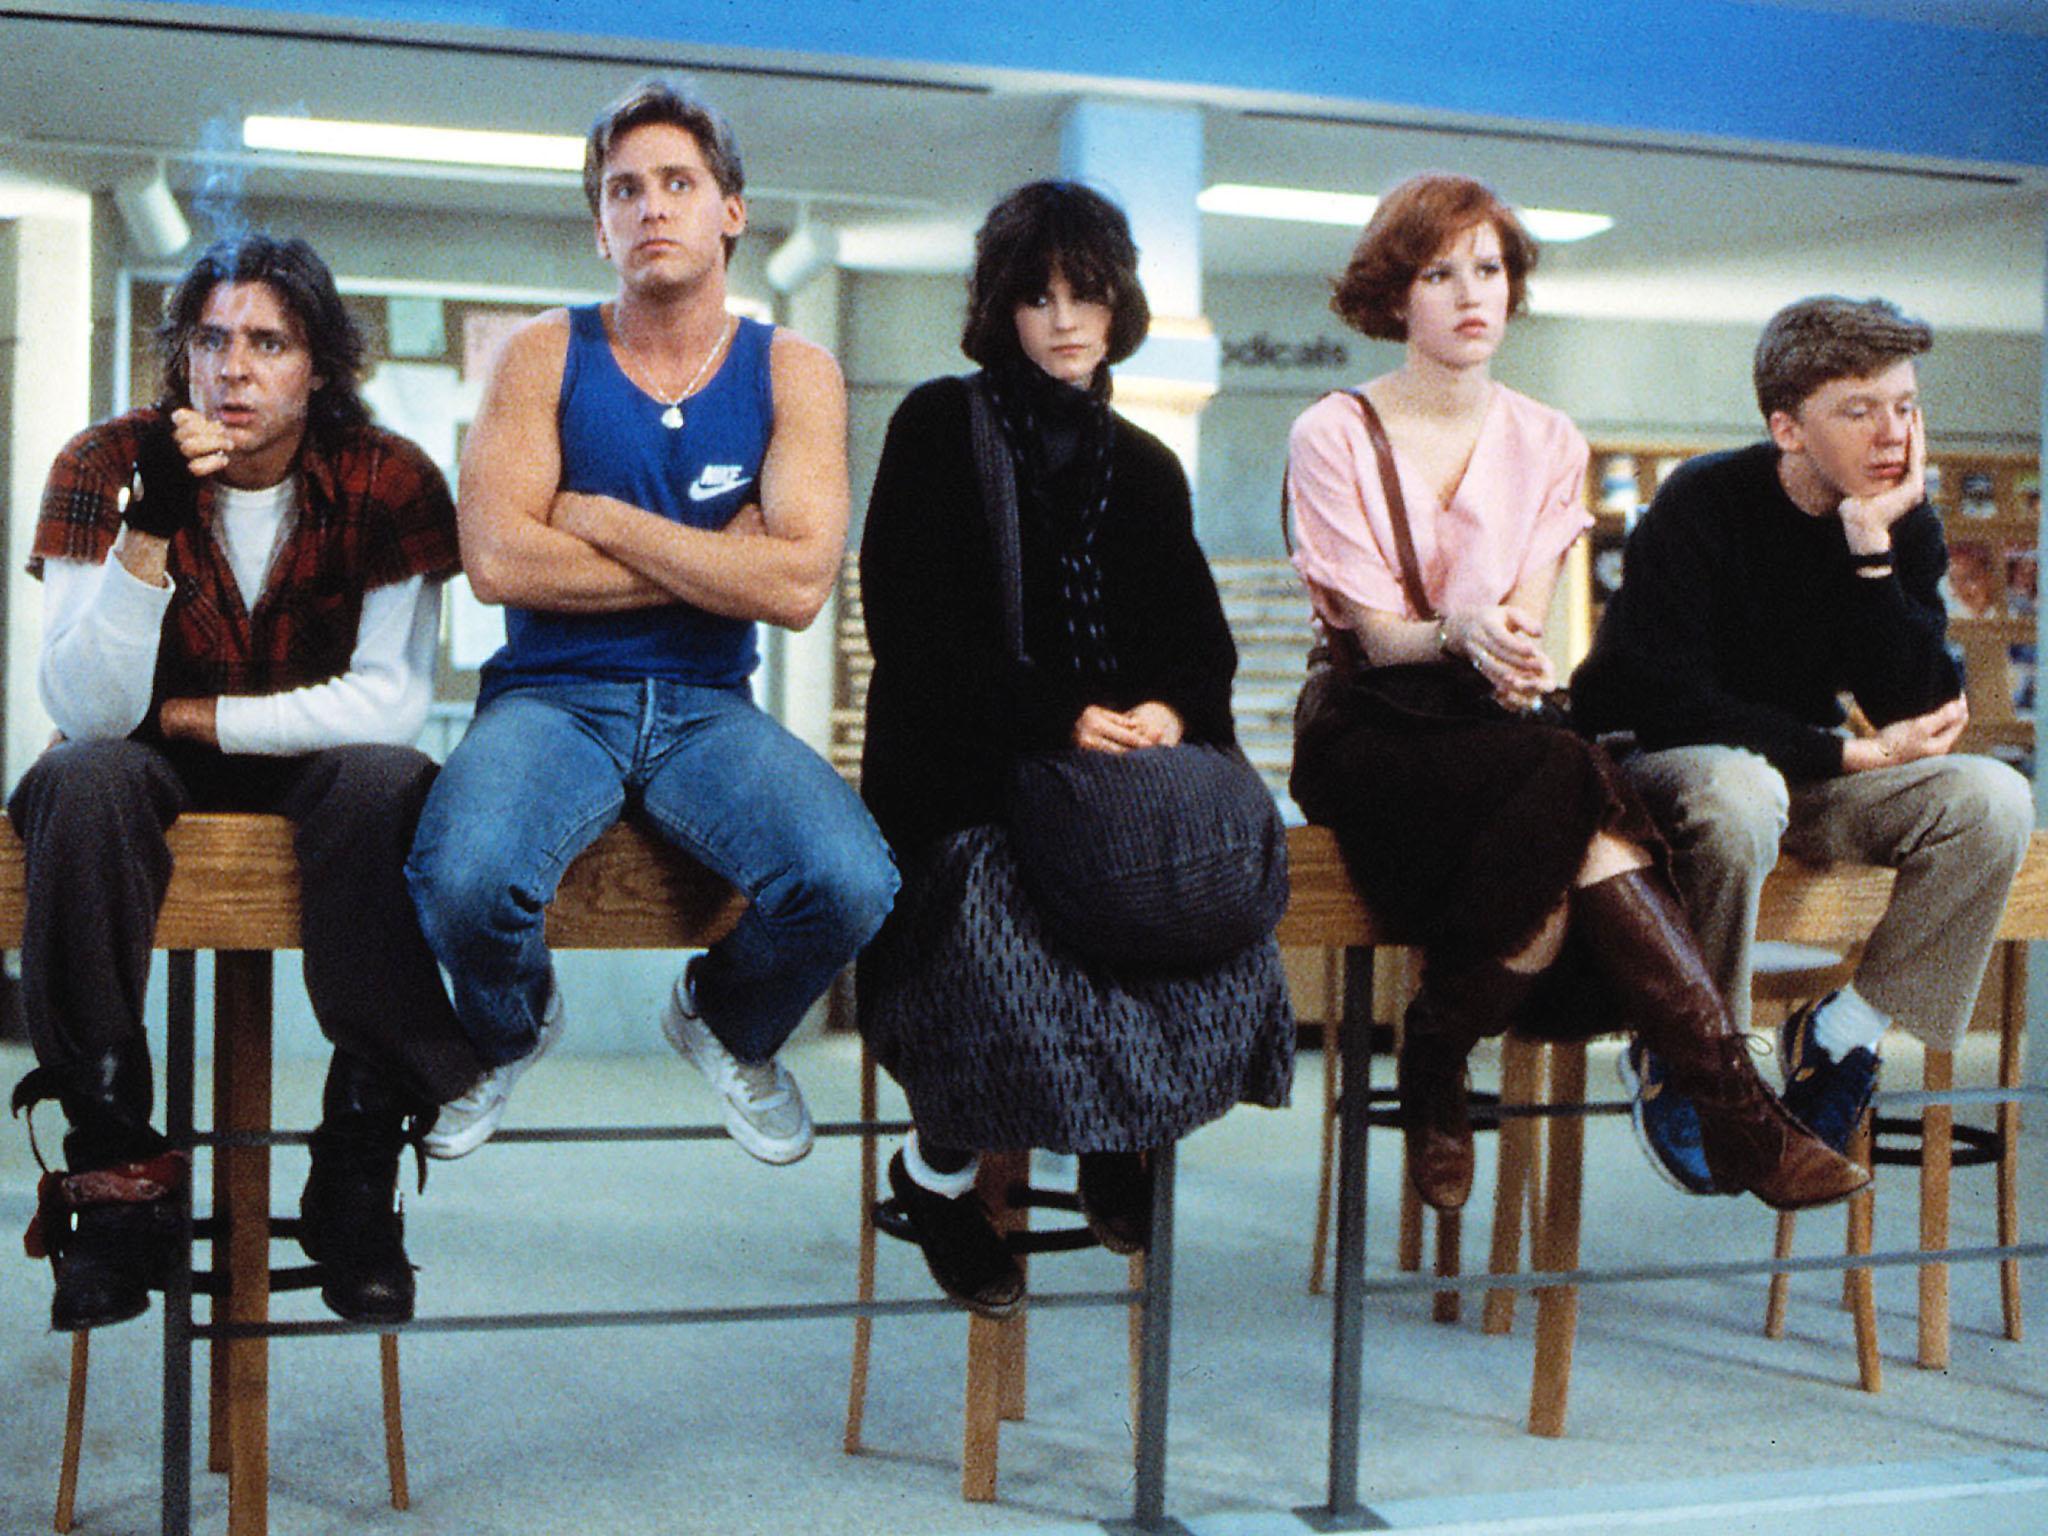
[{"left": 1291, "top": 660, "right": 1660, "bottom": 967}]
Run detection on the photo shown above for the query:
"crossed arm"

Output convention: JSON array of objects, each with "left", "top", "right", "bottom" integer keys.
[{"left": 457, "top": 312, "right": 849, "bottom": 631}]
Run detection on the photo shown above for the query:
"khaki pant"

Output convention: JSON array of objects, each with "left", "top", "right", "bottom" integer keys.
[{"left": 1618, "top": 746, "right": 2033, "bottom": 1051}]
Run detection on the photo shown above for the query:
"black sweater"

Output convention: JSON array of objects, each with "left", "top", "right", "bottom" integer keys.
[
  {"left": 858, "top": 375, "right": 1238, "bottom": 854},
  {"left": 1570, "top": 442, "right": 1959, "bottom": 781}
]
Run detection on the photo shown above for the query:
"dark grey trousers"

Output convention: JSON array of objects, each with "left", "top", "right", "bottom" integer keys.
[{"left": 8, "top": 737, "right": 482, "bottom": 1152}]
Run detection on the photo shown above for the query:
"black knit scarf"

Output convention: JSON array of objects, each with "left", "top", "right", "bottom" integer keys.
[{"left": 983, "top": 359, "right": 1118, "bottom": 681}]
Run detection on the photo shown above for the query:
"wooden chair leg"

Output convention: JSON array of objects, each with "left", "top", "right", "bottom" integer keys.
[
  {"left": 1845, "top": 1111, "right": 1882, "bottom": 1393},
  {"left": 845, "top": 1045, "right": 880, "bottom": 1454},
  {"left": 1528, "top": 1043, "right": 1585, "bottom": 1438},
  {"left": 1484, "top": 1038, "right": 1539, "bottom": 1335},
  {"left": 992, "top": 1154, "right": 1029, "bottom": 1423},
  {"left": 1919, "top": 1048, "right": 1954, "bottom": 1371},
  {"left": 1397, "top": 1179, "right": 1424, "bottom": 1272},
  {"left": 962, "top": 1310, "right": 1004, "bottom": 1503},
  {"left": 1997, "top": 944, "right": 2025, "bottom": 1342},
  {"left": 55, "top": 1329, "right": 89, "bottom": 1533},
  {"left": 380, "top": 1332, "right": 408, "bottom": 1511},
  {"left": 1432, "top": 1209, "right": 1462, "bottom": 1324},
  {"left": 1765, "top": 1212, "right": 1796, "bottom": 1339},
  {"left": 962, "top": 1150, "right": 1028, "bottom": 1501},
  {"left": 1310, "top": 1015, "right": 1339, "bottom": 1295}
]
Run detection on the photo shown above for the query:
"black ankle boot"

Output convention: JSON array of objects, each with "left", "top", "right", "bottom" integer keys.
[
  {"left": 50, "top": 1195, "right": 183, "bottom": 1331},
  {"left": 15, "top": 1061, "right": 185, "bottom": 1332},
  {"left": 299, "top": 1053, "right": 423, "bottom": 1324}
]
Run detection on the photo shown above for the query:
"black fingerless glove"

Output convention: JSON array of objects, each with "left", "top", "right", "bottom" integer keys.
[{"left": 124, "top": 419, "right": 200, "bottom": 539}]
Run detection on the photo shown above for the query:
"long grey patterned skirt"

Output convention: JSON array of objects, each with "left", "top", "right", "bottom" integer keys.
[{"left": 856, "top": 825, "right": 1295, "bottom": 1153}]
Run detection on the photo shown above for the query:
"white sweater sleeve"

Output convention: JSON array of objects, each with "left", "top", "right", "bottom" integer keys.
[
  {"left": 38, "top": 554, "right": 174, "bottom": 741},
  {"left": 214, "top": 577, "right": 441, "bottom": 754}
]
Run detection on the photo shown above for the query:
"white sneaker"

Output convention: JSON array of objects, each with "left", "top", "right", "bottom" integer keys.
[
  {"left": 660, "top": 974, "right": 813, "bottom": 1165},
  {"left": 423, "top": 984, "right": 565, "bottom": 1160}
]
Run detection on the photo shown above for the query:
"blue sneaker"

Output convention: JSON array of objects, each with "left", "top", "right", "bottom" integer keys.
[
  {"left": 1618, "top": 1040, "right": 1721, "bottom": 1195},
  {"left": 1779, "top": 997, "right": 1880, "bottom": 1154}
]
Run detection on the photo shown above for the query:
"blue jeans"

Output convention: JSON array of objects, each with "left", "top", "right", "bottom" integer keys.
[{"left": 406, "top": 679, "right": 898, "bottom": 1067}]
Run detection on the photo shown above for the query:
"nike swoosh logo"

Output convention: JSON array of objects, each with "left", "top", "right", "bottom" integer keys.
[{"left": 688, "top": 466, "right": 752, "bottom": 502}]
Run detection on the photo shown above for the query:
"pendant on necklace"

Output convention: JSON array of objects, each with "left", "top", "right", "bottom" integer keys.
[{"left": 660, "top": 404, "right": 685, "bottom": 430}]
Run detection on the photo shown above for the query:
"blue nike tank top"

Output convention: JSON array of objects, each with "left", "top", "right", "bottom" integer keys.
[{"left": 479, "top": 307, "right": 774, "bottom": 698}]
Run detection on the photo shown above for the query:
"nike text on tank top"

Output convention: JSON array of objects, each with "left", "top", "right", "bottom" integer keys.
[{"left": 480, "top": 307, "right": 774, "bottom": 699}]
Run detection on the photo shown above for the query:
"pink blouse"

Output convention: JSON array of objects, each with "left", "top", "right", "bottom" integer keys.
[{"left": 1286, "top": 383, "right": 1590, "bottom": 629}]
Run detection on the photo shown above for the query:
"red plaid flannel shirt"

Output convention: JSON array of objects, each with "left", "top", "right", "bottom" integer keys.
[{"left": 33, "top": 407, "right": 460, "bottom": 705}]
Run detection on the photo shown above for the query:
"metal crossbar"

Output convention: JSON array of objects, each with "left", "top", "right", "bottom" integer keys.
[
  {"left": 207, "top": 1288, "right": 1143, "bottom": 1339},
  {"left": 1346, "top": 1241, "right": 2045, "bottom": 1300}
]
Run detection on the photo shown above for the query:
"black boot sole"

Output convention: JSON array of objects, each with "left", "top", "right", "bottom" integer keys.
[{"left": 51, "top": 1289, "right": 150, "bottom": 1333}]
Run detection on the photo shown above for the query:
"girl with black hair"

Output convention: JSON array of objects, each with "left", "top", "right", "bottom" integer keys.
[{"left": 857, "top": 182, "right": 1292, "bottom": 1314}]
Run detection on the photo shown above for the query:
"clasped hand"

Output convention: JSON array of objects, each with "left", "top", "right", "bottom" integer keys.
[
  {"left": 1444, "top": 604, "right": 1555, "bottom": 711},
  {"left": 1072, "top": 702, "right": 1184, "bottom": 754},
  {"left": 1843, "top": 695, "right": 1968, "bottom": 772}
]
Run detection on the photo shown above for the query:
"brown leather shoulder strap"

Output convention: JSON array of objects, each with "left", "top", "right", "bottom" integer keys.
[{"left": 1344, "top": 388, "right": 1435, "bottom": 621}]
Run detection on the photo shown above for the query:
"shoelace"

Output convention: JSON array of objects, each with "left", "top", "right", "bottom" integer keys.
[{"left": 733, "top": 1061, "right": 791, "bottom": 1109}]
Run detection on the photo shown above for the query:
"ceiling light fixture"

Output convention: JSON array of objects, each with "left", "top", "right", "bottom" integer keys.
[
  {"left": 1198, "top": 183, "right": 1613, "bottom": 243},
  {"left": 243, "top": 114, "right": 584, "bottom": 172}
]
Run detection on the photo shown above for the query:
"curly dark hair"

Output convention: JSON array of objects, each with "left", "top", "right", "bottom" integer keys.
[
  {"left": 1753, "top": 296, "right": 1933, "bottom": 420},
  {"left": 961, "top": 181, "right": 1150, "bottom": 373},
  {"left": 157, "top": 234, "right": 367, "bottom": 444},
  {"left": 584, "top": 78, "right": 745, "bottom": 262},
  {"left": 1330, "top": 173, "right": 1537, "bottom": 342}
]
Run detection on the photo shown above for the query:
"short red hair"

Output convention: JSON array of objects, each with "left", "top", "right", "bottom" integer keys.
[{"left": 1330, "top": 173, "right": 1537, "bottom": 342}]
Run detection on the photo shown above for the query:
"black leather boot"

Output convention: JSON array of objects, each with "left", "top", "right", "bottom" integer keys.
[
  {"left": 1572, "top": 870, "right": 1869, "bottom": 1211},
  {"left": 299, "top": 1052, "right": 423, "bottom": 1324},
  {"left": 1399, "top": 953, "right": 1540, "bottom": 1211},
  {"left": 14, "top": 1054, "right": 185, "bottom": 1333}
]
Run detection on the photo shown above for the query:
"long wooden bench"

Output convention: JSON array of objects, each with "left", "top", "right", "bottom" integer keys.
[{"left": 1, "top": 818, "right": 2039, "bottom": 1530}]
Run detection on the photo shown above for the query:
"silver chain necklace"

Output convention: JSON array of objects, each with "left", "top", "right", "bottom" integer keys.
[{"left": 617, "top": 312, "right": 734, "bottom": 430}]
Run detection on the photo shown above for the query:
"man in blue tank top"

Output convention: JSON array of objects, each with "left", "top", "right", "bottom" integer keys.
[{"left": 405, "top": 80, "right": 897, "bottom": 1166}]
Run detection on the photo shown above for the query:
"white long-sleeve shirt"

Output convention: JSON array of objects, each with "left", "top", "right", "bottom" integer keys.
[{"left": 38, "top": 525, "right": 442, "bottom": 753}]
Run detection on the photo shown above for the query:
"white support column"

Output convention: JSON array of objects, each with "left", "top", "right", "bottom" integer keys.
[
  {"left": 772, "top": 260, "right": 844, "bottom": 756},
  {"left": 0, "top": 182, "right": 94, "bottom": 790},
  {"left": 1058, "top": 100, "right": 1219, "bottom": 478}
]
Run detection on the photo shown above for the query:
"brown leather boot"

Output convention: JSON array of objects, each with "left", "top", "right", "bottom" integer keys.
[
  {"left": 1398, "top": 954, "right": 1539, "bottom": 1212},
  {"left": 1572, "top": 870, "right": 1869, "bottom": 1211}
]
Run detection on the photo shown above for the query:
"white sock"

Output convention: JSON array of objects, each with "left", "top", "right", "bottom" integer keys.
[
  {"left": 903, "top": 1132, "right": 980, "bottom": 1199},
  {"left": 1810, "top": 985, "right": 1889, "bottom": 1058}
]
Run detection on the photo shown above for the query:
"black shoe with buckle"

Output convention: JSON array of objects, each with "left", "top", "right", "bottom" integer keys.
[{"left": 887, "top": 1151, "right": 1023, "bottom": 1319}]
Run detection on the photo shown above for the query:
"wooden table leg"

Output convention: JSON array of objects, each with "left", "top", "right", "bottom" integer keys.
[
  {"left": 1845, "top": 1112, "right": 1882, "bottom": 1393},
  {"left": 1528, "top": 1043, "right": 1585, "bottom": 1439},
  {"left": 1484, "top": 1038, "right": 1539, "bottom": 1336},
  {"left": 217, "top": 952, "right": 272, "bottom": 1536},
  {"left": 1919, "top": 1047, "right": 1953, "bottom": 1372},
  {"left": 844, "top": 1044, "right": 879, "bottom": 1454}
]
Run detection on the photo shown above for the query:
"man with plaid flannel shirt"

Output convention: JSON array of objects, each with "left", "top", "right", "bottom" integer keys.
[{"left": 10, "top": 234, "right": 486, "bottom": 1331}]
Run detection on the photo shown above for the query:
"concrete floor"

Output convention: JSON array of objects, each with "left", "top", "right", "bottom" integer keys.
[{"left": 0, "top": 1029, "right": 2041, "bottom": 1536}]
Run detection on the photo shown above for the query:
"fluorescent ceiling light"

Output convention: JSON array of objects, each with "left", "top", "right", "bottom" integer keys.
[
  {"left": 1199, "top": 183, "right": 1613, "bottom": 243},
  {"left": 243, "top": 114, "right": 583, "bottom": 172}
]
